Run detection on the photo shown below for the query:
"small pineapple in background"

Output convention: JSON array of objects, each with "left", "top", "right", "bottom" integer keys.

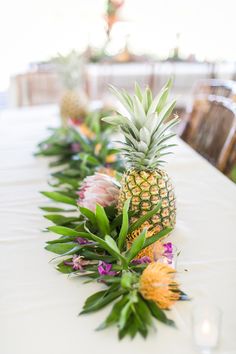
[
  {"left": 52, "top": 50, "right": 88, "bottom": 126},
  {"left": 60, "top": 91, "right": 87, "bottom": 125},
  {"left": 103, "top": 80, "right": 179, "bottom": 259}
]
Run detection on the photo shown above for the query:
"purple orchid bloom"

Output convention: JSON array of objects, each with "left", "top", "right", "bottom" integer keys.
[
  {"left": 131, "top": 256, "right": 151, "bottom": 265},
  {"left": 75, "top": 237, "right": 92, "bottom": 245},
  {"left": 70, "top": 143, "right": 81, "bottom": 153},
  {"left": 64, "top": 255, "right": 91, "bottom": 271},
  {"left": 97, "top": 261, "right": 117, "bottom": 276},
  {"left": 163, "top": 242, "right": 174, "bottom": 264},
  {"left": 163, "top": 242, "right": 173, "bottom": 255}
]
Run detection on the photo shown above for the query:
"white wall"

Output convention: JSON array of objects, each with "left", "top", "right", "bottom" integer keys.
[{"left": 0, "top": 0, "right": 235, "bottom": 91}]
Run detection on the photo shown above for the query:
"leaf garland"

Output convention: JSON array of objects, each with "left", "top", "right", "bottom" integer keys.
[{"left": 37, "top": 107, "right": 189, "bottom": 340}]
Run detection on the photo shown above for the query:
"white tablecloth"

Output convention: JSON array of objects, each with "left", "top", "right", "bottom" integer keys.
[{"left": 1, "top": 105, "right": 236, "bottom": 354}]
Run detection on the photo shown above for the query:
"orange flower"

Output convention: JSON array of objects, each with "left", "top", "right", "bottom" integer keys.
[
  {"left": 127, "top": 239, "right": 164, "bottom": 261},
  {"left": 97, "top": 167, "right": 117, "bottom": 177},
  {"left": 127, "top": 223, "right": 164, "bottom": 261},
  {"left": 105, "top": 154, "right": 117, "bottom": 163},
  {"left": 139, "top": 262, "right": 179, "bottom": 309},
  {"left": 95, "top": 143, "right": 102, "bottom": 155},
  {"left": 79, "top": 123, "right": 95, "bottom": 139}
]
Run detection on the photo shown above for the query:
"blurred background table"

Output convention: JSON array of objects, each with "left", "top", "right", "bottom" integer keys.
[{"left": 9, "top": 61, "right": 236, "bottom": 109}]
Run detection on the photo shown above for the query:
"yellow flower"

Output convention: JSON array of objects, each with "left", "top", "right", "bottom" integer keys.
[{"left": 139, "top": 262, "right": 179, "bottom": 309}]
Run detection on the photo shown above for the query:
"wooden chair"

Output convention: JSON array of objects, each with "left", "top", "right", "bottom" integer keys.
[
  {"left": 180, "top": 95, "right": 236, "bottom": 173},
  {"left": 193, "top": 79, "right": 236, "bottom": 102},
  {"left": 12, "top": 71, "right": 61, "bottom": 107},
  {"left": 224, "top": 140, "right": 236, "bottom": 176}
]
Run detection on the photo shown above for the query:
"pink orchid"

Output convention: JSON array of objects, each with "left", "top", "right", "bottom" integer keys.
[
  {"left": 64, "top": 255, "right": 91, "bottom": 271},
  {"left": 77, "top": 173, "right": 120, "bottom": 212}
]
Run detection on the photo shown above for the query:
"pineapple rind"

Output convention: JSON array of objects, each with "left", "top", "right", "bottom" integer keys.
[{"left": 118, "top": 168, "right": 176, "bottom": 256}]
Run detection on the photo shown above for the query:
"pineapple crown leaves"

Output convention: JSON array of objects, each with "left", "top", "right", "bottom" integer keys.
[
  {"left": 51, "top": 50, "right": 86, "bottom": 90},
  {"left": 102, "top": 79, "right": 180, "bottom": 169}
]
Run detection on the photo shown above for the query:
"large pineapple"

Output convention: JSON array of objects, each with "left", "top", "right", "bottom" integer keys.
[{"left": 103, "top": 80, "right": 179, "bottom": 258}]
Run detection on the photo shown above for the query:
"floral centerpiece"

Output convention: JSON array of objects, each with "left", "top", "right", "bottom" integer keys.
[{"left": 40, "top": 80, "right": 189, "bottom": 339}]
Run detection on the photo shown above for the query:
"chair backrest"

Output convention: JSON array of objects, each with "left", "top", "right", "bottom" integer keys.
[
  {"left": 181, "top": 95, "right": 236, "bottom": 172},
  {"left": 193, "top": 79, "right": 236, "bottom": 101}
]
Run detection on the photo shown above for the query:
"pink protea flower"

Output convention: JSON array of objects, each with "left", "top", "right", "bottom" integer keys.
[{"left": 77, "top": 173, "right": 120, "bottom": 212}]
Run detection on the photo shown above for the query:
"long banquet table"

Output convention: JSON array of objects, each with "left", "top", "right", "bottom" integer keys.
[{"left": 1, "top": 105, "right": 236, "bottom": 354}]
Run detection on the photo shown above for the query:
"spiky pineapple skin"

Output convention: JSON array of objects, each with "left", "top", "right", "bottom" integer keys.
[
  {"left": 60, "top": 90, "right": 87, "bottom": 124},
  {"left": 118, "top": 168, "right": 176, "bottom": 258}
]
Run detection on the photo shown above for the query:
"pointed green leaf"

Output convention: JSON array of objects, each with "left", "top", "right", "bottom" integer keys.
[
  {"left": 56, "top": 259, "right": 74, "bottom": 273},
  {"left": 128, "top": 202, "right": 162, "bottom": 234},
  {"left": 80, "top": 289, "right": 125, "bottom": 314},
  {"left": 121, "top": 271, "right": 133, "bottom": 289},
  {"left": 108, "top": 84, "right": 134, "bottom": 117},
  {"left": 79, "top": 206, "right": 97, "bottom": 225},
  {"left": 105, "top": 235, "right": 121, "bottom": 255},
  {"left": 40, "top": 207, "right": 77, "bottom": 213},
  {"left": 44, "top": 214, "right": 79, "bottom": 225},
  {"left": 41, "top": 191, "right": 77, "bottom": 206},
  {"left": 134, "top": 82, "right": 143, "bottom": 102},
  {"left": 82, "top": 290, "right": 107, "bottom": 310},
  {"left": 47, "top": 225, "right": 79, "bottom": 237},
  {"left": 126, "top": 228, "right": 147, "bottom": 263},
  {"left": 159, "top": 99, "right": 177, "bottom": 122},
  {"left": 96, "top": 296, "right": 128, "bottom": 331},
  {"left": 95, "top": 204, "right": 110, "bottom": 236},
  {"left": 119, "top": 301, "right": 132, "bottom": 330},
  {"left": 84, "top": 231, "right": 127, "bottom": 266},
  {"left": 142, "top": 227, "right": 172, "bottom": 248},
  {"left": 118, "top": 198, "right": 130, "bottom": 250},
  {"left": 45, "top": 242, "right": 77, "bottom": 255},
  {"left": 102, "top": 114, "right": 126, "bottom": 126},
  {"left": 147, "top": 300, "right": 176, "bottom": 327},
  {"left": 147, "top": 87, "right": 168, "bottom": 115},
  {"left": 135, "top": 296, "right": 153, "bottom": 326},
  {"left": 156, "top": 77, "right": 173, "bottom": 113}
]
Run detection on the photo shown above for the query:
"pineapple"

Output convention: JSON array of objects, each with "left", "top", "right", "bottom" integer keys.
[
  {"left": 52, "top": 50, "right": 88, "bottom": 126},
  {"left": 103, "top": 80, "right": 179, "bottom": 258},
  {"left": 60, "top": 90, "right": 87, "bottom": 125}
]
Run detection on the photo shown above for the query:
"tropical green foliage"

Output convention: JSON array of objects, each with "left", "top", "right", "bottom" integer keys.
[
  {"left": 35, "top": 111, "right": 124, "bottom": 186},
  {"left": 41, "top": 188, "right": 188, "bottom": 339}
]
